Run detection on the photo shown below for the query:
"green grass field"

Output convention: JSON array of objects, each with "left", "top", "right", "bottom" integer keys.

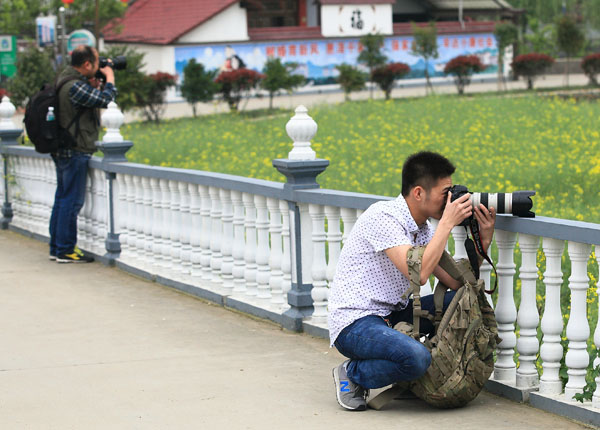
[{"left": 121, "top": 94, "right": 600, "bottom": 224}]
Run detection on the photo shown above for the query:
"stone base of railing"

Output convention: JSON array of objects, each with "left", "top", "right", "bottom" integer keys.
[{"left": 485, "top": 378, "right": 600, "bottom": 428}]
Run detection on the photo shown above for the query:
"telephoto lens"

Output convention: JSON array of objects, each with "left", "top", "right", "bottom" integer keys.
[{"left": 450, "top": 185, "right": 536, "bottom": 217}]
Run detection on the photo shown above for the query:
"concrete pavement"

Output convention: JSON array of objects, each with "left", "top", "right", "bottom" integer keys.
[{"left": 0, "top": 229, "right": 593, "bottom": 429}]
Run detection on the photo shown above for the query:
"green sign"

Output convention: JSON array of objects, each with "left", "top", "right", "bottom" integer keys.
[
  {"left": 67, "top": 29, "right": 96, "bottom": 53},
  {"left": 0, "top": 35, "right": 17, "bottom": 79}
]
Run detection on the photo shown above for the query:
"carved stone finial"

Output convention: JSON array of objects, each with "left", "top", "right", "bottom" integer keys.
[
  {"left": 0, "top": 96, "right": 16, "bottom": 130},
  {"left": 101, "top": 101, "right": 124, "bottom": 142},
  {"left": 285, "top": 105, "right": 317, "bottom": 160}
]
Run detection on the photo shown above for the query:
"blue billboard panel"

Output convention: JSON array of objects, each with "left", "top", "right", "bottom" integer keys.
[{"left": 175, "top": 33, "right": 497, "bottom": 85}]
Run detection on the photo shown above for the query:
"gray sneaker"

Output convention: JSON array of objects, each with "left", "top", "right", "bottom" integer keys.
[{"left": 332, "top": 360, "right": 368, "bottom": 411}]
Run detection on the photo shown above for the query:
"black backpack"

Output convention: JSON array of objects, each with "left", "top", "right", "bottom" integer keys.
[{"left": 24, "top": 76, "right": 83, "bottom": 154}]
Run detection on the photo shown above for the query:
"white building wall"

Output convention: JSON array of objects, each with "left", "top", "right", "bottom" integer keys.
[
  {"left": 177, "top": 3, "right": 248, "bottom": 43},
  {"left": 104, "top": 43, "right": 178, "bottom": 100},
  {"left": 321, "top": 4, "right": 393, "bottom": 37}
]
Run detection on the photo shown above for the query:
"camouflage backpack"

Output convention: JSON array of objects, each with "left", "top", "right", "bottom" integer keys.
[{"left": 370, "top": 246, "right": 500, "bottom": 409}]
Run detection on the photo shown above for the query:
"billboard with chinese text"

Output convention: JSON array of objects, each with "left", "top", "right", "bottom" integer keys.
[{"left": 175, "top": 33, "right": 498, "bottom": 85}]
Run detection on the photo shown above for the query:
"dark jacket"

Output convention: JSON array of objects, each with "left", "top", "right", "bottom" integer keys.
[{"left": 56, "top": 66, "right": 100, "bottom": 154}]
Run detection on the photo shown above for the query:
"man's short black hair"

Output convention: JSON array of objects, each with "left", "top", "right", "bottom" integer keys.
[
  {"left": 71, "top": 45, "right": 96, "bottom": 67},
  {"left": 401, "top": 151, "right": 455, "bottom": 197}
]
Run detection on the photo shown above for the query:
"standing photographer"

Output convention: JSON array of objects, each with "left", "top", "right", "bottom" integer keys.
[
  {"left": 49, "top": 45, "right": 117, "bottom": 263},
  {"left": 328, "top": 151, "right": 496, "bottom": 411}
]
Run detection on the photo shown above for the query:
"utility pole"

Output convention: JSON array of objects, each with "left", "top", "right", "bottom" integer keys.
[
  {"left": 59, "top": 7, "right": 67, "bottom": 63},
  {"left": 94, "top": 0, "right": 100, "bottom": 49}
]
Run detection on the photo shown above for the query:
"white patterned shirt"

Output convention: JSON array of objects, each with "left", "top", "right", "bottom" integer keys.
[{"left": 327, "top": 195, "right": 433, "bottom": 345}]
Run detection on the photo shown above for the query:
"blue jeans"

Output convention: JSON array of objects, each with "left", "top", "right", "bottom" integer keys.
[
  {"left": 334, "top": 291, "right": 455, "bottom": 389},
  {"left": 49, "top": 152, "right": 90, "bottom": 256}
]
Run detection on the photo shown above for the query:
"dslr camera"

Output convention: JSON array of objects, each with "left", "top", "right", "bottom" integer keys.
[
  {"left": 95, "top": 55, "right": 127, "bottom": 81},
  {"left": 449, "top": 185, "right": 535, "bottom": 227}
]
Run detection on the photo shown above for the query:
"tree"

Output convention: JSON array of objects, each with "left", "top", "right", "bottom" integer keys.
[
  {"left": 215, "top": 68, "right": 264, "bottom": 112},
  {"left": 5, "top": 45, "right": 54, "bottom": 108},
  {"left": 511, "top": 53, "right": 554, "bottom": 89},
  {"left": 444, "top": 55, "right": 486, "bottom": 95},
  {"left": 411, "top": 22, "right": 438, "bottom": 95},
  {"left": 180, "top": 59, "right": 218, "bottom": 117},
  {"left": 261, "top": 58, "right": 305, "bottom": 110},
  {"left": 582, "top": 53, "right": 600, "bottom": 86},
  {"left": 494, "top": 21, "right": 518, "bottom": 91},
  {"left": 138, "top": 72, "right": 176, "bottom": 123},
  {"left": 357, "top": 33, "right": 387, "bottom": 99},
  {"left": 523, "top": 18, "right": 556, "bottom": 56},
  {"left": 0, "top": 0, "right": 125, "bottom": 41},
  {"left": 335, "top": 64, "right": 367, "bottom": 101},
  {"left": 371, "top": 63, "right": 410, "bottom": 100},
  {"left": 555, "top": 15, "right": 585, "bottom": 87},
  {"left": 100, "top": 45, "right": 147, "bottom": 113}
]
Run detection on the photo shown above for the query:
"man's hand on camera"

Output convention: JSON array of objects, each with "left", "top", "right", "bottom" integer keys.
[
  {"left": 440, "top": 192, "right": 472, "bottom": 230},
  {"left": 100, "top": 65, "right": 115, "bottom": 85},
  {"left": 474, "top": 204, "right": 496, "bottom": 253}
]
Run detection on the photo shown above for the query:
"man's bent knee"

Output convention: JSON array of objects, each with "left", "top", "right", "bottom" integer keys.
[{"left": 394, "top": 341, "right": 431, "bottom": 380}]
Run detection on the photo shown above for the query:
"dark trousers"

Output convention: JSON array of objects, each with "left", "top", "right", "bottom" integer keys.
[
  {"left": 49, "top": 152, "right": 90, "bottom": 256},
  {"left": 334, "top": 290, "right": 455, "bottom": 389}
]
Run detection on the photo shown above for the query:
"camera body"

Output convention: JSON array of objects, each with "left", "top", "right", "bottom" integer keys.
[
  {"left": 449, "top": 184, "right": 535, "bottom": 226},
  {"left": 95, "top": 55, "right": 127, "bottom": 81}
]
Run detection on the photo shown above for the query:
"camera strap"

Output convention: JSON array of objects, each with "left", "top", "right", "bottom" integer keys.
[{"left": 463, "top": 219, "right": 498, "bottom": 295}]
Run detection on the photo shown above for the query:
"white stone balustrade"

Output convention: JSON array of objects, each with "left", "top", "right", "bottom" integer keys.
[
  {"left": 309, "top": 203, "right": 328, "bottom": 321},
  {"left": 564, "top": 241, "right": 592, "bottom": 400},
  {"left": 494, "top": 230, "right": 518, "bottom": 383},
  {"left": 516, "top": 234, "right": 541, "bottom": 388},
  {"left": 539, "top": 238, "right": 565, "bottom": 394}
]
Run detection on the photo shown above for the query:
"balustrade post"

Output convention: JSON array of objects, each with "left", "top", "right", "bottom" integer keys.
[
  {"left": 279, "top": 199, "right": 292, "bottom": 308},
  {"left": 593, "top": 250, "right": 600, "bottom": 408},
  {"left": 451, "top": 226, "right": 468, "bottom": 259},
  {"left": 189, "top": 184, "right": 203, "bottom": 279},
  {"left": 242, "top": 192, "right": 258, "bottom": 296},
  {"left": 539, "top": 238, "right": 565, "bottom": 394},
  {"left": 220, "top": 188, "right": 234, "bottom": 293},
  {"left": 231, "top": 190, "right": 247, "bottom": 293},
  {"left": 95, "top": 102, "right": 133, "bottom": 265},
  {"left": 272, "top": 105, "right": 329, "bottom": 332},
  {"left": 179, "top": 181, "right": 192, "bottom": 276},
  {"left": 209, "top": 186, "right": 223, "bottom": 286},
  {"left": 150, "top": 177, "right": 163, "bottom": 267},
  {"left": 0, "top": 96, "right": 21, "bottom": 230},
  {"left": 325, "top": 205, "right": 342, "bottom": 295},
  {"left": 267, "top": 197, "right": 284, "bottom": 305},
  {"left": 309, "top": 203, "right": 328, "bottom": 322},
  {"left": 493, "top": 229, "right": 518, "bottom": 383},
  {"left": 564, "top": 241, "right": 592, "bottom": 401},
  {"left": 516, "top": 234, "right": 541, "bottom": 388},
  {"left": 255, "top": 194, "right": 271, "bottom": 300}
]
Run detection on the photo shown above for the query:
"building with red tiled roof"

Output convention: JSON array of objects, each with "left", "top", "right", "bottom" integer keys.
[{"left": 102, "top": 0, "right": 519, "bottom": 99}]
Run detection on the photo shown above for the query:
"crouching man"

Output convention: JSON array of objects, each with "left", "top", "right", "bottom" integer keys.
[{"left": 328, "top": 151, "right": 496, "bottom": 411}]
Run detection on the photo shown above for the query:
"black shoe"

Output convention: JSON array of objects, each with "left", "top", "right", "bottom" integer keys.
[{"left": 57, "top": 252, "right": 94, "bottom": 263}]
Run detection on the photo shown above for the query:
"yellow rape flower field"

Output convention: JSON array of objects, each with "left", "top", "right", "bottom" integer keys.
[{"left": 123, "top": 94, "right": 600, "bottom": 225}]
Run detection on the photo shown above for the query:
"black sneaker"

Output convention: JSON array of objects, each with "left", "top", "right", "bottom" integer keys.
[
  {"left": 49, "top": 253, "right": 57, "bottom": 261},
  {"left": 57, "top": 251, "right": 94, "bottom": 263},
  {"left": 332, "top": 360, "right": 368, "bottom": 411}
]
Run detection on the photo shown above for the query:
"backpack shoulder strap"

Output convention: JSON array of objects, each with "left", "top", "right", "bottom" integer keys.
[{"left": 404, "top": 246, "right": 434, "bottom": 339}]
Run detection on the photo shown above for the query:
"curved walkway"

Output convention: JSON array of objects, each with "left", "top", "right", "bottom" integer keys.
[{"left": 0, "top": 229, "right": 593, "bottom": 429}]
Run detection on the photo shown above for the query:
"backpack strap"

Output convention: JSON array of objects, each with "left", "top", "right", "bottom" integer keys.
[
  {"left": 54, "top": 76, "right": 86, "bottom": 143},
  {"left": 405, "top": 246, "right": 434, "bottom": 340}
]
